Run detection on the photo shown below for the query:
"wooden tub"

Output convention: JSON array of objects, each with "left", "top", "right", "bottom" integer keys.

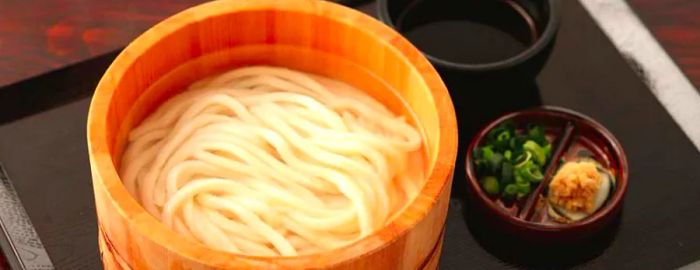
[{"left": 87, "top": 0, "right": 457, "bottom": 269}]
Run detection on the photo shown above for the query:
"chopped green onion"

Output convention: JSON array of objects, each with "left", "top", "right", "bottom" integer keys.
[
  {"left": 487, "top": 122, "right": 515, "bottom": 150},
  {"left": 528, "top": 168, "right": 544, "bottom": 182},
  {"left": 494, "top": 130, "right": 511, "bottom": 150},
  {"left": 523, "top": 140, "right": 547, "bottom": 166},
  {"left": 497, "top": 131, "right": 511, "bottom": 141},
  {"left": 481, "top": 146, "right": 494, "bottom": 161},
  {"left": 472, "top": 122, "right": 552, "bottom": 201},
  {"left": 514, "top": 151, "right": 532, "bottom": 168},
  {"left": 516, "top": 182, "right": 531, "bottom": 193},
  {"left": 509, "top": 135, "right": 527, "bottom": 150},
  {"left": 501, "top": 162, "right": 514, "bottom": 185},
  {"left": 488, "top": 153, "right": 504, "bottom": 173},
  {"left": 481, "top": 176, "right": 500, "bottom": 195},
  {"left": 516, "top": 181, "right": 531, "bottom": 199},
  {"left": 516, "top": 161, "right": 544, "bottom": 182},
  {"left": 527, "top": 124, "right": 548, "bottom": 145},
  {"left": 503, "top": 184, "right": 518, "bottom": 199}
]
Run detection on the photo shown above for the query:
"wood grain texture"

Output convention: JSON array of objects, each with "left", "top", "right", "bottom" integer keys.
[
  {"left": 98, "top": 228, "right": 445, "bottom": 270},
  {"left": 0, "top": 0, "right": 204, "bottom": 87},
  {"left": 87, "top": 0, "right": 458, "bottom": 269},
  {"left": 627, "top": 0, "right": 700, "bottom": 88}
]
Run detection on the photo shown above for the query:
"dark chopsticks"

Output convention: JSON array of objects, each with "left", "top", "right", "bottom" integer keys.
[{"left": 517, "top": 121, "right": 576, "bottom": 221}]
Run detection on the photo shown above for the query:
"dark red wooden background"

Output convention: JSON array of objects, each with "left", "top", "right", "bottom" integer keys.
[
  {"left": 1, "top": 0, "right": 699, "bottom": 88},
  {"left": 0, "top": 0, "right": 204, "bottom": 87},
  {"left": 627, "top": 0, "right": 700, "bottom": 86}
]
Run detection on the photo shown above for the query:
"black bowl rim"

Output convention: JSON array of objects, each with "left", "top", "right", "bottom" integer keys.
[
  {"left": 464, "top": 106, "right": 629, "bottom": 232},
  {"left": 377, "top": 0, "right": 561, "bottom": 72}
]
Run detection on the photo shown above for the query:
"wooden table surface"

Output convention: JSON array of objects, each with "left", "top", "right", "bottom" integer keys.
[{"left": 0, "top": 0, "right": 699, "bottom": 89}]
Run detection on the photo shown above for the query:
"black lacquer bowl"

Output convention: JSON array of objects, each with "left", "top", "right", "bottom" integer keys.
[{"left": 378, "top": 0, "right": 560, "bottom": 82}]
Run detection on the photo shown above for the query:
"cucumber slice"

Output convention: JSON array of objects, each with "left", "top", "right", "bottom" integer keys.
[{"left": 598, "top": 165, "right": 616, "bottom": 190}]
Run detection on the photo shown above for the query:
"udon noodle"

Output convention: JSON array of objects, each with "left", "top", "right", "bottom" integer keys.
[{"left": 120, "top": 66, "right": 425, "bottom": 256}]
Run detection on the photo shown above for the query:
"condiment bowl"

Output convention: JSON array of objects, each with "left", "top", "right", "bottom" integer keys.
[{"left": 465, "top": 106, "right": 628, "bottom": 241}]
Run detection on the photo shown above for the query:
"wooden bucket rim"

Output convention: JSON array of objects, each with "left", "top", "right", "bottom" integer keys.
[{"left": 87, "top": 0, "right": 458, "bottom": 268}]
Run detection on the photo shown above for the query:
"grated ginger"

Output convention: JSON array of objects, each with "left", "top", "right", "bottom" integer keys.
[{"left": 548, "top": 160, "right": 602, "bottom": 213}]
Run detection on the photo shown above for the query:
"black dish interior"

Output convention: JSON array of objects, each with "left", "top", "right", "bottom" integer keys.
[{"left": 378, "top": 0, "right": 558, "bottom": 75}]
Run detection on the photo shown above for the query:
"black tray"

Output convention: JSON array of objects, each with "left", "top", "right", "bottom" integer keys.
[{"left": 1, "top": 0, "right": 699, "bottom": 269}]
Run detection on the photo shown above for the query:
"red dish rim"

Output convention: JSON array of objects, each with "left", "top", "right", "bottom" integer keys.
[{"left": 464, "top": 105, "right": 629, "bottom": 232}]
